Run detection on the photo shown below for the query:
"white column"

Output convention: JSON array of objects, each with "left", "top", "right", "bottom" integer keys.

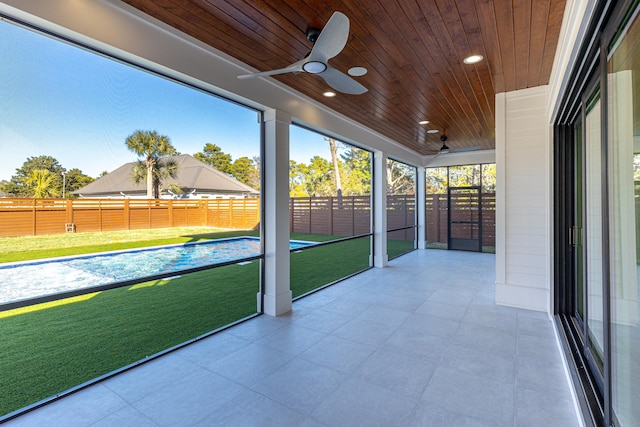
[
  {"left": 417, "top": 167, "right": 426, "bottom": 249},
  {"left": 373, "top": 151, "right": 388, "bottom": 267},
  {"left": 261, "top": 109, "right": 292, "bottom": 316},
  {"left": 495, "top": 92, "right": 507, "bottom": 291}
]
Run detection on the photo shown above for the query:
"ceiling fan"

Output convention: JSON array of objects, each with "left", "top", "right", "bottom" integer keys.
[
  {"left": 237, "top": 12, "right": 367, "bottom": 95},
  {"left": 429, "top": 135, "right": 481, "bottom": 156}
]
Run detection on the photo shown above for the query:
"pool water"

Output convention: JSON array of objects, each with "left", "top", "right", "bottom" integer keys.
[{"left": 0, "top": 237, "right": 312, "bottom": 306}]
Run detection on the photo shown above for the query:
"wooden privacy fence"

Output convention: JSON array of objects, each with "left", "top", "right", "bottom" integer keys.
[
  {"left": 0, "top": 195, "right": 495, "bottom": 243},
  {"left": 289, "top": 195, "right": 416, "bottom": 239},
  {"left": 0, "top": 198, "right": 260, "bottom": 237},
  {"left": 425, "top": 193, "right": 496, "bottom": 246},
  {"left": 290, "top": 196, "right": 372, "bottom": 237}
]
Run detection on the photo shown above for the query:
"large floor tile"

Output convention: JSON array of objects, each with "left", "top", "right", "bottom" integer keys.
[
  {"left": 353, "top": 348, "right": 437, "bottom": 401},
  {"left": 310, "top": 378, "right": 416, "bottom": 427},
  {"left": 131, "top": 369, "right": 245, "bottom": 426},
  {"left": 421, "top": 366, "right": 515, "bottom": 427},
  {"left": 194, "top": 390, "right": 306, "bottom": 427},
  {"left": 251, "top": 358, "right": 345, "bottom": 415},
  {"left": 5, "top": 386, "right": 127, "bottom": 427},
  {"left": 103, "top": 353, "right": 200, "bottom": 404},
  {"left": 299, "top": 334, "right": 376, "bottom": 374},
  {"left": 514, "top": 387, "right": 580, "bottom": 427},
  {"left": 206, "top": 342, "right": 294, "bottom": 387}
]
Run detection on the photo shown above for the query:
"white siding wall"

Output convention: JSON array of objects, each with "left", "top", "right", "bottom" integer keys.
[{"left": 496, "top": 86, "right": 550, "bottom": 311}]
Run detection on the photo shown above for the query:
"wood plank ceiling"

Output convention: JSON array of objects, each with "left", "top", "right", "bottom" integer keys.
[{"left": 122, "top": 0, "right": 566, "bottom": 155}]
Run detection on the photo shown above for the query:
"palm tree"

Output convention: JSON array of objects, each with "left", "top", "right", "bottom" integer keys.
[
  {"left": 131, "top": 157, "right": 180, "bottom": 198},
  {"left": 26, "top": 169, "right": 60, "bottom": 198},
  {"left": 125, "top": 130, "right": 178, "bottom": 198}
]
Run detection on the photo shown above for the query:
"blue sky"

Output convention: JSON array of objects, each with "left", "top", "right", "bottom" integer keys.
[{"left": 0, "top": 20, "right": 334, "bottom": 181}]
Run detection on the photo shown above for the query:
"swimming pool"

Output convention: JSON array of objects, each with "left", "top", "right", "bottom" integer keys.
[{"left": 0, "top": 237, "right": 312, "bottom": 306}]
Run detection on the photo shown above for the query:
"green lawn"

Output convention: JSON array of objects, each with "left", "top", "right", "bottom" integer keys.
[
  {"left": 0, "top": 262, "right": 259, "bottom": 417},
  {"left": 0, "top": 228, "right": 379, "bottom": 417},
  {"left": 291, "top": 235, "right": 372, "bottom": 297}
]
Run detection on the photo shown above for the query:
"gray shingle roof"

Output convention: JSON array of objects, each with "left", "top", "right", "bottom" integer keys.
[{"left": 73, "top": 154, "right": 258, "bottom": 196}]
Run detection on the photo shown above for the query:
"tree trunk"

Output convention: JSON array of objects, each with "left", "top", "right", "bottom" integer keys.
[
  {"left": 146, "top": 158, "right": 154, "bottom": 198},
  {"left": 328, "top": 138, "right": 343, "bottom": 206}
]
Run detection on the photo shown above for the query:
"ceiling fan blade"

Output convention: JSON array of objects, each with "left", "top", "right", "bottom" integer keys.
[
  {"left": 238, "top": 60, "right": 305, "bottom": 79},
  {"left": 308, "top": 12, "right": 349, "bottom": 62},
  {"left": 450, "top": 145, "right": 482, "bottom": 153},
  {"left": 320, "top": 66, "right": 367, "bottom": 95}
]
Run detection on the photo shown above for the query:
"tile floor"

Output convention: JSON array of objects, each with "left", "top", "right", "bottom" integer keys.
[{"left": 6, "top": 250, "right": 581, "bottom": 426}]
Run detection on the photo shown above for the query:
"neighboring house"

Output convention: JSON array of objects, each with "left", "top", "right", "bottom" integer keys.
[{"left": 73, "top": 154, "right": 258, "bottom": 199}]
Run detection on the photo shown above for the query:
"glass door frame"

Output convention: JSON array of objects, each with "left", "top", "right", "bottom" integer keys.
[{"left": 553, "top": 0, "right": 639, "bottom": 425}]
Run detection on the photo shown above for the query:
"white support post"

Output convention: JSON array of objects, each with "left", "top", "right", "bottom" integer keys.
[
  {"left": 261, "top": 109, "right": 292, "bottom": 316},
  {"left": 495, "top": 92, "right": 507, "bottom": 292},
  {"left": 373, "top": 151, "right": 388, "bottom": 267},
  {"left": 417, "top": 167, "right": 426, "bottom": 249}
]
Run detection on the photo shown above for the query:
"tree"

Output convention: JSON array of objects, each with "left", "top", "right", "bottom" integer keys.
[
  {"left": 125, "top": 130, "right": 178, "bottom": 198},
  {"left": 289, "top": 160, "right": 309, "bottom": 196},
  {"left": 194, "top": 143, "right": 232, "bottom": 173},
  {"left": 229, "top": 156, "right": 258, "bottom": 188},
  {"left": 64, "top": 168, "right": 95, "bottom": 197},
  {"left": 326, "top": 137, "right": 343, "bottom": 198},
  {"left": 340, "top": 148, "right": 371, "bottom": 196},
  {"left": 386, "top": 160, "right": 415, "bottom": 195},
  {"left": 481, "top": 164, "right": 496, "bottom": 192},
  {"left": 0, "top": 180, "right": 9, "bottom": 197},
  {"left": 305, "top": 156, "right": 334, "bottom": 196},
  {"left": 247, "top": 156, "right": 261, "bottom": 190},
  {"left": 425, "top": 167, "right": 448, "bottom": 194},
  {"left": 131, "top": 157, "right": 179, "bottom": 199},
  {"left": 5, "top": 155, "right": 65, "bottom": 197},
  {"left": 26, "top": 169, "right": 60, "bottom": 198}
]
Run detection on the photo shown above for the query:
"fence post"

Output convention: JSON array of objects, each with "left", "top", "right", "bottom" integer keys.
[
  {"left": 66, "top": 199, "right": 73, "bottom": 225},
  {"left": 124, "top": 199, "right": 130, "bottom": 230},
  {"left": 308, "top": 197, "right": 312, "bottom": 234},
  {"left": 435, "top": 194, "right": 441, "bottom": 243},
  {"left": 32, "top": 199, "right": 36, "bottom": 236},
  {"left": 352, "top": 197, "right": 355, "bottom": 235},
  {"left": 329, "top": 196, "right": 334, "bottom": 236},
  {"left": 289, "top": 198, "right": 294, "bottom": 232},
  {"left": 229, "top": 198, "right": 234, "bottom": 229}
]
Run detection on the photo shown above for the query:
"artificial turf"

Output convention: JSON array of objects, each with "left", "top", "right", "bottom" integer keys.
[
  {"left": 0, "top": 230, "right": 412, "bottom": 417},
  {"left": 0, "top": 263, "right": 259, "bottom": 417}
]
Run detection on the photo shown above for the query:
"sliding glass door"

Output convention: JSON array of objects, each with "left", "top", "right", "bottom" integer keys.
[
  {"left": 555, "top": 1, "right": 640, "bottom": 425},
  {"left": 584, "top": 91, "right": 606, "bottom": 376},
  {"left": 607, "top": 10, "right": 640, "bottom": 425}
]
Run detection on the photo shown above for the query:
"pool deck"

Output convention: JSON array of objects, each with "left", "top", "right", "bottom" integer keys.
[{"left": 4, "top": 249, "right": 581, "bottom": 426}]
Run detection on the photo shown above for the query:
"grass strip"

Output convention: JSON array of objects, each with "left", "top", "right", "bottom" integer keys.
[
  {"left": 290, "top": 236, "right": 371, "bottom": 297},
  {"left": 0, "top": 263, "right": 259, "bottom": 417}
]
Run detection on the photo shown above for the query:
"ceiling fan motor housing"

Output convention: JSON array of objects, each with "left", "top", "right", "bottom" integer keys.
[{"left": 306, "top": 27, "right": 321, "bottom": 43}]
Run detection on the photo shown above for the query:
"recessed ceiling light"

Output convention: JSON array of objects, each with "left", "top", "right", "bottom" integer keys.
[
  {"left": 348, "top": 66, "right": 368, "bottom": 77},
  {"left": 463, "top": 54, "right": 484, "bottom": 64},
  {"left": 323, "top": 91, "right": 336, "bottom": 97},
  {"left": 427, "top": 129, "right": 439, "bottom": 134},
  {"left": 419, "top": 120, "right": 429, "bottom": 125}
]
